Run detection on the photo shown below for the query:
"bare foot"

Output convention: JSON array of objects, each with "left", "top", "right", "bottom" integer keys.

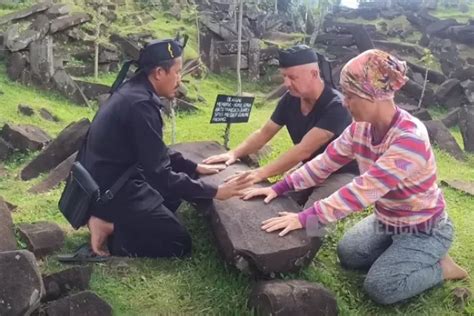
[
  {"left": 440, "top": 255, "right": 468, "bottom": 280},
  {"left": 88, "top": 216, "right": 114, "bottom": 256}
]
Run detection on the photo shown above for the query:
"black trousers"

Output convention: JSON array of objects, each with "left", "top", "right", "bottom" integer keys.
[{"left": 106, "top": 198, "right": 192, "bottom": 258}]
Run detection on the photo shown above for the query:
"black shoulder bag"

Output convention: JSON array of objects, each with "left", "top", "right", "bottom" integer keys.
[{"left": 58, "top": 161, "right": 137, "bottom": 230}]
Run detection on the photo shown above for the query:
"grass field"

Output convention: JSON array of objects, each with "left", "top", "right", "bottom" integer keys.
[
  {"left": 1, "top": 2, "right": 473, "bottom": 315},
  {"left": 1, "top": 64, "right": 473, "bottom": 315}
]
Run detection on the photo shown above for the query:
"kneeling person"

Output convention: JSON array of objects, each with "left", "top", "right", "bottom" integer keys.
[
  {"left": 204, "top": 45, "right": 359, "bottom": 208},
  {"left": 78, "top": 38, "right": 249, "bottom": 258}
]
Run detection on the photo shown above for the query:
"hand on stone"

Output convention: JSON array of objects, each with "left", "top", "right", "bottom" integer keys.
[
  {"left": 87, "top": 216, "right": 113, "bottom": 256},
  {"left": 261, "top": 212, "right": 302, "bottom": 237},
  {"left": 225, "top": 169, "right": 264, "bottom": 185},
  {"left": 202, "top": 151, "right": 238, "bottom": 166},
  {"left": 241, "top": 186, "right": 277, "bottom": 204},
  {"left": 196, "top": 163, "right": 226, "bottom": 175},
  {"left": 215, "top": 171, "right": 254, "bottom": 200}
]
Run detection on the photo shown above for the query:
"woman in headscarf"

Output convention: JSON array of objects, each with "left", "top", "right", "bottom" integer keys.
[{"left": 242, "top": 49, "right": 468, "bottom": 304}]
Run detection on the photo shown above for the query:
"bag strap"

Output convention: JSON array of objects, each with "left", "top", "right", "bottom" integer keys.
[
  {"left": 100, "top": 164, "right": 138, "bottom": 203},
  {"left": 316, "top": 52, "right": 336, "bottom": 89}
]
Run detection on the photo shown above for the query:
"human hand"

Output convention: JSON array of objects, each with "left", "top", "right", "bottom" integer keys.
[
  {"left": 196, "top": 163, "right": 226, "bottom": 175},
  {"left": 261, "top": 212, "right": 303, "bottom": 237},
  {"left": 215, "top": 171, "right": 253, "bottom": 200},
  {"left": 241, "top": 186, "right": 278, "bottom": 204},
  {"left": 225, "top": 169, "right": 264, "bottom": 185},
  {"left": 202, "top": 151, "right": 238, "bottom": 166}
]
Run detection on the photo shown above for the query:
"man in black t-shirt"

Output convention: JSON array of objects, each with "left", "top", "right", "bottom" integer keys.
[{"left": 204, "top": 45, "right": 359, "bottom": 209}]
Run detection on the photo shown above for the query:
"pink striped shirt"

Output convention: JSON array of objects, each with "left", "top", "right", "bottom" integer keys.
[{"left": 272, "top": 108, "right": 445, "bottom": 228}]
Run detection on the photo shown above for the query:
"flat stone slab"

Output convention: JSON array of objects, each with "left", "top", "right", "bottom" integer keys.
[
  {"left": 42, "top": 291, "right": 112, "bottom": 316},
  {"left": 0, "top": 250, "right": 44, "bottom": 316},
  {"left": 171, "top": 141, "right": 321, "bottom": 276},
  {"left": 0, "top": 198, "right": 17, "bottom": 252},
  {"left": 21, "top": 118, "right": 89, "bottom": 180},
  {"left": 42, "top": 266, "right": 92, "bottom": 302},
  {"left": 49, "top": 13, "right": 91, "bottom": 34},
  {"left": 17, "top": 221, "right": 65, "bottom": 258},
  {"left": 423, "top": 120, "right": 465, "bottom": 161},
  {"left": 28, "top": 152, "right": 77, "bottom": 194},
  {"left": 0, "top": 2, "right": 51, "bottom": 25},
  {"left": 248, "top": 280, "right": 338, "bottom": 316},
  {"left": 441, "top": 180, "right": 474, "bottom": 196},
  {"left": 1, "top": 124, "right": 51, "bottom": 152}
]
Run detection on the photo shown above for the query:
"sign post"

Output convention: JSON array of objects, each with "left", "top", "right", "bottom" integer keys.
[{"left": 210, "top": 94, "right": 255, "bottom": 148}]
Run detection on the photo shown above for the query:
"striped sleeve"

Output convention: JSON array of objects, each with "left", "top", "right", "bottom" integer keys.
[
  {"left": 279, "top": 124, "right": 355, "bottom": 194},
  {"left": 298, "top": 133, "right": 430, "bottom": 226}
]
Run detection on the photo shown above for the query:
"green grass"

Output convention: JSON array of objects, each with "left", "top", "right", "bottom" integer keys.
[
  {"left": 430, "top": 2, "right": 474, "bottom": 23},
  {"left": 1, "top": 2, "right": 473, "bottom": 315},
  {"left": 1, "top": 63, "right": 473, "bottom": 315}
]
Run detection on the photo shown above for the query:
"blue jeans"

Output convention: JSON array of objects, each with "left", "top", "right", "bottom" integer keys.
[{"left": 337, "top": 213, "right": 453, "bottom": 305}]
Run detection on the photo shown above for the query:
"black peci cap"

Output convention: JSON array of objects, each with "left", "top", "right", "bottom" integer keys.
[
  {"left": 278, "top": 44, "right": 319, "bottom": 68},
  {"left": 137, "top": 39, "right": 184, "bottom": 69}
]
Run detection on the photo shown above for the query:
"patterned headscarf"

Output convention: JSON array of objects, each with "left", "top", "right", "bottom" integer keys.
[{"left": 340, "top": 49, "right": 408, "bottom": 101}]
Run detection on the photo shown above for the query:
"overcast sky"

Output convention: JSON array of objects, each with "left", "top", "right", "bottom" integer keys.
[{"left": 340, "top": 0, "right": 359, "bottom": 8}]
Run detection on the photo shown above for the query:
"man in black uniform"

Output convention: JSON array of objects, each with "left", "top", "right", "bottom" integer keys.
[
  {"left": 205, "top": 45, "right": 359, "bottom": 208},
  {"left": 79, "top": 38, "right": 249, "bottom": 258}
]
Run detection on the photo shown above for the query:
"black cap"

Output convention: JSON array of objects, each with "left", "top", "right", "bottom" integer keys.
[
  {"left": 138, "top": 38, "right": 185, "bottom": 69},
  {"left": 278, "top": 44, "right": 318, "bottom": 68}
]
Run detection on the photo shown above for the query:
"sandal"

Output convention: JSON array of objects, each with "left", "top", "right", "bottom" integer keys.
[{"left": 57, "top": 243, "right": 110, "bottom": 263}]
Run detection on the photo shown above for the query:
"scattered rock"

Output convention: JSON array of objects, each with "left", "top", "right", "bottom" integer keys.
[
  {"left": 0, "top": 250, "right": 44, "bottom": 316},
  {"left": 453, "top": 287, "right": 472, "bottom": 309},
  {"left": 97, "top": 93, "right": 111, "bottom": 107},
  {"left": 6, "top": 51, "right": 28, "bottom": 81},
  {"left": 412, "top": 72, "right": 425, "bottom": 86},
  {"left": 17, "top": 221, "right": 65, "bottom": 258},
  {"left": 49, "top": 13, "right": 91, "bottom": 34},
  {"left": 75, "top": 81, "right": 111, "bottom": 100},
  {"left": 459, "top": 104, "right": 474, "bottom": 153},
  {"left": 28, "top": 152, "right": 77, "bottom": 194},
  {"left": 110, "top": 33, "right": 141, "bottom": 60},
  {"left": 29, "top": 36, "right": 55, "bottom": 84},
  {"left": 171, "top": 141, "right": 321, "bottom": 275},
  {"left": 426, "top": 19, "right": 459, "bottom": 36},
  {"left": 21, "top": 118, "right": 90, "bottom": 180},
  {"left": 423, "top": 120, "right": 465, "bottom": 160},
  {"left": 18, "top": 104, "right": 35, "bottom": 116},
  {"left": 441, "top": 180, "right": 474, "bottom": 196},
  {"left": 43, "top": 266, "right": 92, "bottom": 302},
  {"left": 39, "top": 108, "right": 60, "bottom": 122},
  {"left": 6, "top": 29, "right": 42, "bottom": 52},
  {"left": 42, "top": 291, "right": 112, "bottom": 316},
  {"left": 52, "top": 69, "right": 90, "bottom": 106},
  {"left": 0, "top": 196, "right": 17, "bottom": 212},
  {"left": 441, "top": 108, "right": 460, "bottom": 128},
  {"left": 0, "top": 2, "right": 51, "bottom": 25},
  {"left": 351, "top": 24, "right": 375, "bottom": 53},
  {"left": 1, "top": 124, "right": 51, "bottom": 152},
  {"left": 0, "top": 198, "right": 16, "bottom": 252},
  {"left": 0, "top": 137, "right": 14, "bottom": 161},
  {"left": 46, "top": 4, "right": 71, "bottom": 18},
  {"left": 30, "top": 14, "right": 51, "bottom": 39},
  {"left": 248, "top": 280, "right": 338, "bottom": 316},
  {"left": 436, "top": 79, "right": 469, "bottom": 108},
  {"left": 412, "top": 108, "right": 432, "bottom": 121}
]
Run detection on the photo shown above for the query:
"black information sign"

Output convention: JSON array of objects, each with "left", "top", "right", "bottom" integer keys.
[{"left": 210, "top": 94, "right": 255, "bottom": 124}]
